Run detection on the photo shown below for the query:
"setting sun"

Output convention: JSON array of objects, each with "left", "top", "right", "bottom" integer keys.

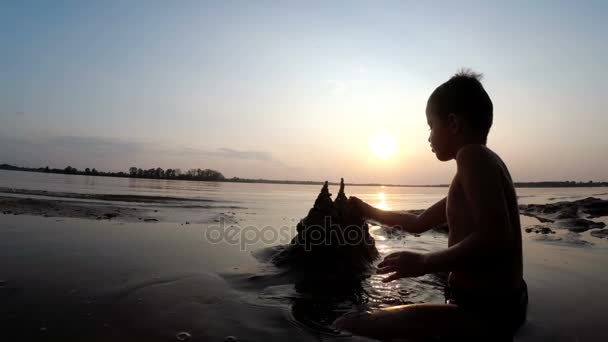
[{"left": 369, "top": 134, "right": 399, "bottom": 159}]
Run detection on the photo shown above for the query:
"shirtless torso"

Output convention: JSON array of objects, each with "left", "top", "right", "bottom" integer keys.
[{"left": 447, "top": 146, "right": 523, "bottom": 290}]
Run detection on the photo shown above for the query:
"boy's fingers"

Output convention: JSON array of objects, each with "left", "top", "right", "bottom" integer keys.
[
  {"left": 381, "top": 273, "right": 402, "bottom": 283},
  {"left": 378, "top": 258, "right": 396, "bottom": 268},
  {"left": 378, "top": 260, "right": 393, "bottom": 267},
  {"left": 383, "top": 252, "right": 401, "bottom": 260},
  {"left": 378, "top": 260, "right": 388, "bottom": 267},
  {"left": 378, "top": 255, "right": 400, "bottom": 268},
  {"left": 376, "top": 266, "right": 396, "bottom": 274}
]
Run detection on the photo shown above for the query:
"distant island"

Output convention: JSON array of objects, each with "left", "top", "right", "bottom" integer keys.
[{"left": 1, "top": 163, "right": 607, "bottom": 188}]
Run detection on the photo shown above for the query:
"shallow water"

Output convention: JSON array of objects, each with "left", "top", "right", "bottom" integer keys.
[{"left": 1, "top": 170, "right": 608, "bottom": 341}]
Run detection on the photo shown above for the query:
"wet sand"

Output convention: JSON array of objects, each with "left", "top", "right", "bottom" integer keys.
[
  {"left": 517, "top": 237, "right": 608, "bottom": 342},
  {"left": 0, "top": 188, "right": 244, "bottom": 225},
  {"left": 0, "top": 186, "right": 220, "bottom": 204},
  {"left": 0, "top": 195, "right": 156, "bottom": 222},
  {"left": 0, "top": 214, "right": 376, "bottom": 342}
]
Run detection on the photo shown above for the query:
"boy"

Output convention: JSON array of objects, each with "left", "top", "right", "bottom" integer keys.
[{"left": 334, "top": 70, "right": 527, "bottom": 340}]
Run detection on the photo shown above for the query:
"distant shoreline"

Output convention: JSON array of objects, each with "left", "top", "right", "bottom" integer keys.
[{"left": 1, "top": 163, "right": 607, "bottom": 188}]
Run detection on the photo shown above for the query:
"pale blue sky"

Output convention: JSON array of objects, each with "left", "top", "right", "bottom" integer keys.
[{"left": 1, "top": 0, "right": 606, "bottom": 184}]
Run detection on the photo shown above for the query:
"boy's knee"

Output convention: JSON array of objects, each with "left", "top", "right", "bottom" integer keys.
[
  {"left": 333, "top": 312, "right": 372, "bottom": 334},
  {"left": 333, "top": 314, "right": 355, "bottom": 331}
]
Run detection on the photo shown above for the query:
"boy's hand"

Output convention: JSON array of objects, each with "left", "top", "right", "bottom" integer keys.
[
  {"left": 376, "top": 251, "right": 427, "bottom": 282},
  {"left": 347, "top": 196, "right": 375, "bottom": 219}
]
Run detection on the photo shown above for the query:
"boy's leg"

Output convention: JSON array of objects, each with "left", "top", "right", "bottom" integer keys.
[{"left": 334, "top": 303, "right": 495, "bottom": 341}]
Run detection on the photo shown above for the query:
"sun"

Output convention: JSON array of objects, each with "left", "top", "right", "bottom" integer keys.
[{"left": 369, "top": 134, "right": 398, "bottom": 159}]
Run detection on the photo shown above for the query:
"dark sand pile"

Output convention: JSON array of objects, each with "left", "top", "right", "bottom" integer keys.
[
  {"left": 271, "top": 179, "right": 379, "bottom": 275},
  {"left": 0, "top": 196, "right": 154, "bottom": 222},
  {"left": 519, "top": 197, "right": 608, "bottom": 239},
  {"left": 0, "top": 188, "right": 243, "bottom": 224},
  {"left": 0, "top": 187, "right": 216, "bottom": 204}
]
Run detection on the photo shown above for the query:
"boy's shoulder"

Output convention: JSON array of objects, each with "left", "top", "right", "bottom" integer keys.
[
  {"left": 455, "top": 144, "right": 509, "bottom": 184},
  {"left": 455, "top": 144, "right": 497, "bottom": 167}
]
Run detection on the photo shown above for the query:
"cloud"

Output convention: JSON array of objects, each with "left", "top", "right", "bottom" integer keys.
[
  {"left": 0, "top": 135, "right": 286, "bottom": 170},
  {"left": 213, "top": 148, "right": 274, "bottom": 161},
  {"left": 0, "top": 136, "right": 149, "bottom": 170},
  {"left": 176, "top": 146, "right": 284, "bottom": 166},
  {"left": 47, "top": 136, "right": 143, "bottom": 152}
]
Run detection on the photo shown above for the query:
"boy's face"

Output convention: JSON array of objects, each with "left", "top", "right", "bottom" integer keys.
[{"left": 426, "top": 108, "right": 456, "bottom": 161}]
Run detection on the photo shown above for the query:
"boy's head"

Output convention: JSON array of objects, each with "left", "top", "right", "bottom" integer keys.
[{"left": 425, "top": 69, "right": 493, "bottom": 161}]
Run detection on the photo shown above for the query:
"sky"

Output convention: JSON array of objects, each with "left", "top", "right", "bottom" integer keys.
[{"left": 1, "top": 0, "right": 607, "bottom": 184}]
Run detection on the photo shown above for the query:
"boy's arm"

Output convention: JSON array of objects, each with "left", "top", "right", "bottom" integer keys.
[
  {"left": 367, "top": 197, "right": 447, "bottom": 234},
  {"left": 423, "top": 146, "right": 511, "bottom": 273}
]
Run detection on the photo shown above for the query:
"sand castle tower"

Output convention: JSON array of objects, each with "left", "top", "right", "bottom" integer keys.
[{"left": 274, "top": 179, "right": 379, "bottom": 275}]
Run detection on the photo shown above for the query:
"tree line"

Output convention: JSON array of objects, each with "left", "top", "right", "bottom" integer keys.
[
  {"left": 0, "top": 164, "right": 225, "bottom": 181},
  {"left": 127, "top": 167, "right": 224, "bottom": 181}
]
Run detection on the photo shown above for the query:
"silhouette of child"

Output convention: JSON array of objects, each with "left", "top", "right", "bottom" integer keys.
[{"left": 335, "top": 69, "right": 527, "bottom": 341}]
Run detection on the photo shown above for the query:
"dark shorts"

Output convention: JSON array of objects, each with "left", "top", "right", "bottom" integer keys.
[{"left": 444, "top": 279, "right": 528, "bottom": 337}]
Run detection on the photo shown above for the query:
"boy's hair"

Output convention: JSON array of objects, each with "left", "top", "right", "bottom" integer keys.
[{"left": 427, "top": 69, "right": 493, "bottom": 143}]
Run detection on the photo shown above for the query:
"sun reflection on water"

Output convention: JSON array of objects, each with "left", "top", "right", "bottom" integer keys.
[
  {"left": 368, "top": 224, "right": 386, "bottom": 241},
  {"left": 363, "top": 208, "right": 448, "bottom": 311},
  {"left": 376, "top": 191, "right": 390, "bottom": 211}
]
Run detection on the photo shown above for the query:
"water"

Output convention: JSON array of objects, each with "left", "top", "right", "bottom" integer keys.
[
  {"left": 1, "top": 170, "right": 608, "bottom": 341},
  {"left": 3, "top": 169, "right": 604, "bottom": 210}
]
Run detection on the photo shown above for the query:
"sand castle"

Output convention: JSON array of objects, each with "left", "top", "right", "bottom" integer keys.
[{"left": 272, "top": 178, "right": 379, "bottom": 274}]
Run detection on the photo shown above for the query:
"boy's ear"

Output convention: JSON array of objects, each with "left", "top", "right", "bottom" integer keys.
[{"left": 446, "top": 113, "right": 461, "bottom": 134}]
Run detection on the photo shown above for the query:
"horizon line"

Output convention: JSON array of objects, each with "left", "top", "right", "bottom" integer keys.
[{"left": 1, "top": 163, "right": 607, "bottom": 189}]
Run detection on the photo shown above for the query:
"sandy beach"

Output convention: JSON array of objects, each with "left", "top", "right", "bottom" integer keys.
[{"left": 1, "top": 171, "right": 608, "bottom": 341}]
